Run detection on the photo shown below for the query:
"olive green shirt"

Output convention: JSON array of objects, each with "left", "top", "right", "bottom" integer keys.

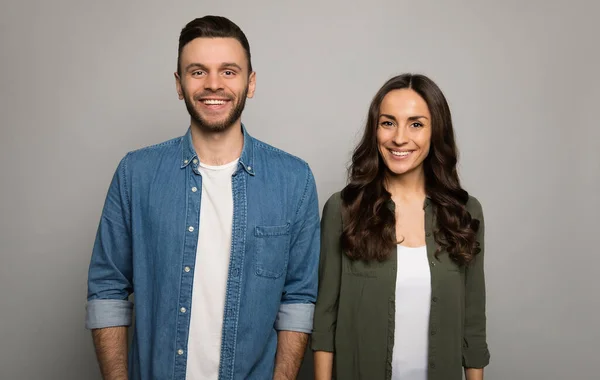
[{"left": 311, "top": 192, "right": 490, "bottom": 380}]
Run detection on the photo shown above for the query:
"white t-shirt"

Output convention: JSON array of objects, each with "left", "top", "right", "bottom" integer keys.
[
  {"left": 391, "top": 245, "right": 431, "bottom": 380},
  {"left": 185, "top": 159, "right": 238, "bottom": 380}
]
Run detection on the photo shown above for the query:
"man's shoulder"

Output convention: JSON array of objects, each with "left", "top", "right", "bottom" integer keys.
[
  {"left": 251, "top": 137, "right": 310, "bottom": 173},
  {"left": 127, "top": 135, "right": 182, "bottom": 158},
  {"left": 120, "top": 135, "right": 183, "bottom": 167}
]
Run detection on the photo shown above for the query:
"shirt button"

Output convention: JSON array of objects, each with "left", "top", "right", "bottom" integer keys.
[
  {"left": 432, "top": 296, "right": 438, "bottom": 302},
  {"left": 184, "top": 159, "right": 189, "bottom": 164},
  {"left": 180, "top": 307, "right": 186, "bottom": 313},
  {"left": 426, "top": 232, "right": 431, "bottom": 237},
  {"left": 430, "top": 363, "right": 436, "bottom": 369},
  {"left": 247, "top": 166, "right": 252, "bottom": 171},
  {"left": 193, "top": 159, "right": 198, "bottom": 164},
  {"left": 431, "top": 330, "right": 437, "bottom": 336},
  {"left": 177, "top": 349, "right": 184, "bottom": 355},
  {"left": 188, "top": 226, "right": 194, "bottom": 232},
  {"left": 191, "top": 187, "right": 197, "bottom": 192},
  {"left": 184, "top": 266, "right": 191, "bottom": 273}
]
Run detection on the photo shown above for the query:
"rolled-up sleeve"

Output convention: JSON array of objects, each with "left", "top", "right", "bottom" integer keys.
[
  {"left": 462, "top": 197, "right": 491, "bottom": 368},
  {"left": 274, "top": 303, "right": 315, "bottom": 333},
  {"left": 275, "top": 164, "right": 320, "bottom": 334},
  {"left": 86, "top": 299, "right": 133, "bottom": 329},
  {"left": 310, "top": 193, "right": 342, "bottom": 352},
  {"left": 86, "top": 155, "right": 134, "bottom": 330}
]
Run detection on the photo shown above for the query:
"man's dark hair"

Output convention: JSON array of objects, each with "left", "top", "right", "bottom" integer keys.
[{"left": 177, "top": 15, "right": 252, "bottom": 76}]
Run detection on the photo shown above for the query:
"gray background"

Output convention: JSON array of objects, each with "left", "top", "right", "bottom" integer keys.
[{"left": 1, "top": 0, "right": 599, "bottom": 379}]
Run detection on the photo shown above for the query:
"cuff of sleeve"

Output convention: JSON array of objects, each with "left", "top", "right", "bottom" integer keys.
[
  {"left": 86, "top": 299, "right": 133, "bottom": 329},
  {"left": 462, "top": 346, "right": 490, "bottom": 368},
  {"left": 309, "top": 331, "right": 335, "bottom": 352},
  {"left": 274, "top": 303, "right": 314, "bottom": 333}
]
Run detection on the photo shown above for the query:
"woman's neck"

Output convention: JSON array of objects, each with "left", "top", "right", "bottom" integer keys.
[{"left": 384, "top": 168, "right": 426, "bottom": 202}]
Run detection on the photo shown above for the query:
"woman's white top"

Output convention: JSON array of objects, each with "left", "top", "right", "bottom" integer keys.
[{"left": 391, "top": 245, "right": 431, "bottom": 380}]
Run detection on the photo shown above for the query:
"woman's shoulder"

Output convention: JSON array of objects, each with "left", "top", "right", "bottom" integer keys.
[
  {"left": 466, "top": 194, "right": 484, "bottom": 218},
  {"left": 324, "top": 191, "right": 343, "bottom": 208},
  {"left": 320, "top": 191, "right": 345, "bottom": 232},
  {"left": 321, "top": 191, "right": 344, "bottom": 220}
]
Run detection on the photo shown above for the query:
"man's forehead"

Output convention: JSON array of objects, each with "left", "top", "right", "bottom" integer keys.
[{"left": 181, "top": 37, "right": 246, "bottom": 63}]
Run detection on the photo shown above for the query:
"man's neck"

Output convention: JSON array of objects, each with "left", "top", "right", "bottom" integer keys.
[{"left": 190, "top": 121, "right": 244, "bottom": 166}]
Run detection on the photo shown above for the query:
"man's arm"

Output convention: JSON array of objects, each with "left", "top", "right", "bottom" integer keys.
[
  {"left": 273, "top": 331, "right": 309, "bottom": 380},
  {"left": 87, "top": 155, "right": 135, "bottom": 379},
  {"left": 92, "top": 327, "right": 128, "bottom": 380},
  {"left": 273, "top": 164, "right": 320, "bottom": 379}
]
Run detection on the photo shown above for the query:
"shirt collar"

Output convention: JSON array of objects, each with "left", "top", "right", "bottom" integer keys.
[{"left": 180, "top": 124, "right": 255, "bottom": 176}]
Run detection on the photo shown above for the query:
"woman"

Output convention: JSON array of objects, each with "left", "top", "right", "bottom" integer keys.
[{"left": 311, "top": 73, "right": 490, "bottom": 380}]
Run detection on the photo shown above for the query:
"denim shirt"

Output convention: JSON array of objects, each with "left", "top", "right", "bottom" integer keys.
[{"left": 86, "top": 126, "right": 320, "bottom": 380}]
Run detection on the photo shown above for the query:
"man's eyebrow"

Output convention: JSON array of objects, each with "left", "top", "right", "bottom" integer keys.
[
  {"left": 184, "top": 62, "right": 244, "bottom": 72},
  {"left": 184, "top": 63, "right": 208, "bottom": 72},
  {"left": 221, "top": 62, "right": 243, "bottom": 71}
]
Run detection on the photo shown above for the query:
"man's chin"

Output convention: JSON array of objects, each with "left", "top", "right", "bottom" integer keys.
[
  {"left": 203, "top": 124, "right": 231, "bottom": 132},
  {"left": 193, "top": 117, "right": 236, "bottom": 133}
]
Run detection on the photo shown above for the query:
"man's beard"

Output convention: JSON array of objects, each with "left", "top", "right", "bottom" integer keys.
[{"left": 183, "top": 86, "right": 249, "bottom": 133}]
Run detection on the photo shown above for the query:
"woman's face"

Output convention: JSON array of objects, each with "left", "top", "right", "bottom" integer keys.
[{"left": 376, "top": 89, "right": 432, "bottom": 178}]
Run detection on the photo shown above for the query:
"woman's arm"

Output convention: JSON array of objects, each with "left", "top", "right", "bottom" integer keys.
[
  {"left": 462, "top": 197, "right": 490, "bottom": 370},
  {"left": 465, "top": 367, "right": 484, "bottom": 380},
  {"left": 314, "top": 351, "right": 334, "bottom": 380},
  {"left": 311, "top": 193, "right": 344, "bottom": 380}
]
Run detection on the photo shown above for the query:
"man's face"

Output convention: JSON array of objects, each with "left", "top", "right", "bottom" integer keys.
[{"left": 175, "top": 37, "right": 256, "bottom": 132}]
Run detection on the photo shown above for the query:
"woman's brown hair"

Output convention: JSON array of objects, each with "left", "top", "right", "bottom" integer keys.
[{"left": 340, "top": 73, "right": 480, "bottom": 265}]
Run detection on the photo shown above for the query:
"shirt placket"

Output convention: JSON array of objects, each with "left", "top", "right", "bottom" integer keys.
[
  {"left": 173, "top": 160, "right": 202, "bottom": 379},
  {"left": 218, "top": 166, "right": 247, "bottom": 380}
]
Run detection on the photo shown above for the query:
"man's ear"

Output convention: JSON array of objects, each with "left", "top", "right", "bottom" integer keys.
[
  {"left": 247, "top": 71, "right": 256, "bottom": 99},
  {"left": 174, "top": 72, "right": 184, "bottom": 100}
]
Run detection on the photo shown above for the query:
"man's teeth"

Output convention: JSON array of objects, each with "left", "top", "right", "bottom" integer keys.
[
  {"left": 391, "top": 151, "right": 411, "bottom": 156},
  {"left": 203, "top": 99, "right": 226, "bottom": 105}
]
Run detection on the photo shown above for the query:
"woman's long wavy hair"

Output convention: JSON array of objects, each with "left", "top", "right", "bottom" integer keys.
[{"left": 340, "top": 73, "right": 480, "bottom": 265}]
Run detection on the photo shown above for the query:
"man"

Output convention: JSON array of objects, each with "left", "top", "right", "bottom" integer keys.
[{"left": 86, "top": 16, "right": 320, "bottom": 380}]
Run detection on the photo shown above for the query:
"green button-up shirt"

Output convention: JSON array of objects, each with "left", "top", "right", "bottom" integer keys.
[{"left": 311, "top": 192, "right": 490, "bottom": 380}]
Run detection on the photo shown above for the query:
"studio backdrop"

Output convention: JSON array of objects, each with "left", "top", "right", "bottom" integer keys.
[{"left": 1, "top": 1, "right": 598, "bottom": 379}]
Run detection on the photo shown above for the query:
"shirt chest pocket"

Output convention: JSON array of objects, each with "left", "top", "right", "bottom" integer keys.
[{"left": 254, "top": 223, "right": 291, "bottom": 279}]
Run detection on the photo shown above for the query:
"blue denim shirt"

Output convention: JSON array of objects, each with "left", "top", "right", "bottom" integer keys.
[{"left": 86, "top": 126, "right": 320, "bottom": 380}]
